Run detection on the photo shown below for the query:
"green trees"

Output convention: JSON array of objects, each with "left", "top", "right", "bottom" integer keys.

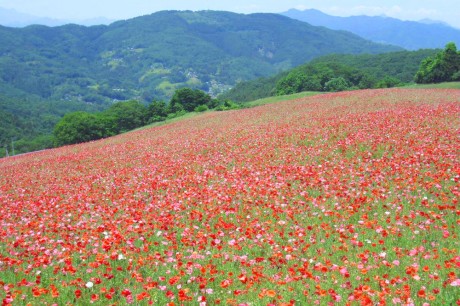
[
  {"left": 170, "top": 88, "right": 213, "bottom": 112},
  {"left": 103, "top": 100, "right": 148, "bottom": 133},
  {"left": 274, "top": 62, "right": 371, "bottom": 95},
  {"left": 376, "top": 76, "right": 402, "bottom": 88},
  {"left": 54, "top": 100, "right": 150, "bottom": 146},
  {"left": 54, "top": 112, "right": 110, "bottom": 146},
  {"left": 52, "top": 88, "right": 234, "bottom": 147},
  {"left": 324, "top": 77, "right": 350, "bottom": 92},
  {"left": 221, "top": 49, "right": 438, "bottom": 103},
  {"left": 415, "top": 43, "right": 460, "bottom": 83},
  {"left": 147, "top": 100, "right": 168, "bottom": 123}
]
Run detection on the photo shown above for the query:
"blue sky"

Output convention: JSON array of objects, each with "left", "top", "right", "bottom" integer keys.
[{"left": 1, "top": 0, "right": 459, "bottom": 27}]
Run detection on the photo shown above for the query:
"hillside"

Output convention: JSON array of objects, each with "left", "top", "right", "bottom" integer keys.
[
  {"left": 0, "top": 10, "right": 400, "bottom": 102},
  {"left": 0, "top": 10, "right": 401, "bottom": 151},
  {"left": 221, "top": 49, "right": 438, "bottom": 102},
  {"left": 282, "top": 9, "right": 460, "bottom": 50},
  {"left": 1, "top": 88, "right": 459, "bottom": 305}
]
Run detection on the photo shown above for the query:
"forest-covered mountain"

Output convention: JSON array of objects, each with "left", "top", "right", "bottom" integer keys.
[
  {"left": 0, "top": 10, "right": 401, "bottom": 152},
  {"left": 281, "top": 9, "right": 460, "bottom": 50},
  {"left": 0, "top": 10, "right": 401, "bottom": 102},
  {"left": 220, "top": 49, "right": 438, "bottom": 102}
]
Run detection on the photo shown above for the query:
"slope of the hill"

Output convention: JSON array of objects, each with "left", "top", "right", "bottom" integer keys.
[
  {"left": 221, "top": 49, "right": 437, "bottom": 102},
  {"left": 282, "top": 9, "right": 460, "bottom": 50},
  {"left": 1, "top": 88, "right": 459, "bottom": 305}
]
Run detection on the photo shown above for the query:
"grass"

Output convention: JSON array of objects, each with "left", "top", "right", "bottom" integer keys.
[
  {"left": 401, "top": 81, "right": 460, "bottom": 89},
  {"left": 244, "top": 91, "right": 322, "bottom": 107}
]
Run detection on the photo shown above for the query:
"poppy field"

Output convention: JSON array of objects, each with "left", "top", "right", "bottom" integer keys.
[{"left": 0, "top": 88, "right": 459, "bottom": 305}]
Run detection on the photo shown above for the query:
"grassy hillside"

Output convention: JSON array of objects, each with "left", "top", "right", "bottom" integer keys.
[
  {"left": 402, "top": 82, "right": 460, "bottom": 89},
  {"left": 1, "top": 88, "right": 459, "bottom": 305}
]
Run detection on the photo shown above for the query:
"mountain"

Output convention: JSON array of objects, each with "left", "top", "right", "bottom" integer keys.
[
  {"left": 0, "top": 7, "right": 113, "bottom": 27},
  {"left": 0, "top": 10, "right": 402, "bottom": 104},
  {"left": 0, "top": 10, "right": 401, "bottom": 152},
  {"left": 418, "top": 18, "right": 451, "bottom": 27},
  {"left": 281, "top": 9, "right": 460, "bottom": 50}
]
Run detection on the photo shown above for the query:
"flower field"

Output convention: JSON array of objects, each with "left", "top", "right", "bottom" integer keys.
[{"left": 1, "top": 88, "right": 459, "bottom": 305}]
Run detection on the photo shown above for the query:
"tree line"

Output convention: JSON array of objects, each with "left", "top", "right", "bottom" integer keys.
[
  {"left": 53, "top": 88, "right": 239, "bottom": 146},
  {"left": 220, "top": 48, "right": 449, "bottom": 103},
  {"left": 415, "top": 42, "right": 460, "bottom": 83}
]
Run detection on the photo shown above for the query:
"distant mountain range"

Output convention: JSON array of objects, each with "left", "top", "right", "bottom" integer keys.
[
  {"left": 281, "top": 9, "right": 460, "bottom": 50},
  {"left": 0, "top": 7, "right": 113, "bottom": 27}
]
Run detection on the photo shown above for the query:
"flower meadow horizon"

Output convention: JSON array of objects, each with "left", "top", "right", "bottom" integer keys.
[{"left": 1, "top": 88, "right": 459, "bottom": 305}]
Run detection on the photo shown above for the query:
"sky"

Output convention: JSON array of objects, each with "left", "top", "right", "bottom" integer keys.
[{"left": 0, "top": 0, "right": 459, "bottom": 28}]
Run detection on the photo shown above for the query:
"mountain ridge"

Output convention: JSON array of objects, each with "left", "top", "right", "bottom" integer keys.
[
  {"left": 281, "top": 9, "right": 460, "bottom": 50},
  {"left": 0, "top": 7, "right": 114, "bottom": 27},
  {"left": 0, "top": 10, "right": 401, "bottom": 102}
]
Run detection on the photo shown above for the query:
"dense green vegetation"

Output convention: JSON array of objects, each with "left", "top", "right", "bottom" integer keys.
[
  {"left": 218, "top": 73, "right": 289, "bottom": 103},
  {"left": 221, "top": 49, "right": 438, "bottom": 102},
  {"left": 415, "top": 43, "right": 460, "bottom": 83},
  {"left": 0, "top": 90, "right": 105, "bottom": 156},
  {"left": 52, "top": 89, "right": 239, "bottom": 147},
  {"left": 309, "top": 49, "right": 439, "bottom": 83},
  {"left": 0, "top": 10, "right": 402, "bottom": 157},
  {"left": 274, "top": 62, "right": 371, "bottom": 95},
  {"left": 0, "top": 11, "right": 400, "bottom": 103}
]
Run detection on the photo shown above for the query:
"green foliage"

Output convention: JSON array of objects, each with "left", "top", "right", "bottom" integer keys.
[
  {"left": 49, "top": 88, "right": 228, "bottom": 148},
  {"left": 13, "top": 135, "right": 54, "bottom": 154},
  {"left": 452, "top": 71, "right": 460, "bottom": 81},
  {"left": 215, "top": 100, "right": 241, "bottom": 111},
  {"left": 147, "top": 100, "right": 168, "bottom": 122},
  {"left": 223, "top": 49, "right": 437, "bottom": 102},
  {"left": 103, "top": 100, "right": 148, "bottom": 133},
  {"left": 194, "top": 104, "right": 209, "bottom": 112},
  {"left": 53, "top": 112, "right": 110, "bottom": 146},
  {"left": 415, "top": 43, "right": 460, "bottom": 83},
  {"left": 218, "top": 73, "right": 287, "bottom": 103},
  {"left": 274, "top": 62, "right": 369, "bottom": 95},
  {"left": 324, "top": 77, "right": 350, "bottom": 92},
  {"left": 170, "top": 88, "right": 212, "bottom": 112},
  {"left": 275, "top": 71, "right": 321, "bottom": 95},
  {"left": 376, "top": 76, "right": 402, "bottom": 88},
  {"left": 53, "top": 100, "right": 149, "bottom": 146},
  {"left": 310, "top": 50, "right": 439, "bottom": 83}
]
